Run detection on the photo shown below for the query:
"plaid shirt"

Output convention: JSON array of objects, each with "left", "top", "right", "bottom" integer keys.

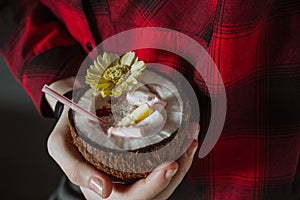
[{"left": 0, "top": 0, "right": 299, "bottom": 199}]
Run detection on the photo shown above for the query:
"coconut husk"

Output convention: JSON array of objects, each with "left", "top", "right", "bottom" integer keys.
[
  {"left": 68, "top": 79, "right": 191, "bottom": 183},
  {"left": 68, "top": 102, "right": 190, "bottom": 183}
]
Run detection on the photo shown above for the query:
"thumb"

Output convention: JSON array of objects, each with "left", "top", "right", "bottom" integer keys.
[{"left": 47, "top": 110, "right": 113, "bottom": 198}]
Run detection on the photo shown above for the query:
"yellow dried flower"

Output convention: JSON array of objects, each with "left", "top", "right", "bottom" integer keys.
[{"left": 85, "top": 51, "right": 146, "bottom": 97}]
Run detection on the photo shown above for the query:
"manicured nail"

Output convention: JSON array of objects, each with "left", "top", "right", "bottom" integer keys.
[
  {"left": 89, "top": 177, "right": 103, "bottom": 197},
  {"left": 165, "top": 168, "right": 178, "bottom": 180},
  {"left": 194, "top": 126, "right": 200, "bottom": 140},
  {"left": 187, "top": 140, "right": 198, "bottom": 157},
  {"left": 189, "top": 123, "right": 200, "bottom": 141}
]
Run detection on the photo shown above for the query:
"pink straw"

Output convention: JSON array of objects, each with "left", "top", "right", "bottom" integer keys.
[{"left": 42, "top": 85, "right": 106, "bottom": 124}]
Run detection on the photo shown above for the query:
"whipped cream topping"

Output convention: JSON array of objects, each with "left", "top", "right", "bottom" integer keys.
[
  {"left": 108, "top": 104, "right": 167, "bottom": 138},
  {"left": 74, "top": 70, "right": 183, "bottom": 150},
  {"left": 126, "top": 85, "right": 167, "bottom": 107}
]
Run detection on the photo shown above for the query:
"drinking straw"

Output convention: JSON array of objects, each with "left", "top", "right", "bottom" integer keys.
[{"left": 42, "top": 85, "right": 106, "bottom": 124}]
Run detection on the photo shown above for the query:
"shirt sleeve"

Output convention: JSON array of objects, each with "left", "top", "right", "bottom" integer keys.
[{"left": 0, "top": 0, "right": 85, "bottom": 117}]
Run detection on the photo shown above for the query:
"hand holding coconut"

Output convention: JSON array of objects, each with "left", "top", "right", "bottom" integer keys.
[
  {"left": 47, "top": 108, "right": 198, "bottom": 199},
  {"left": 45, "top": 51, "right": 200, "bottom": 199}
]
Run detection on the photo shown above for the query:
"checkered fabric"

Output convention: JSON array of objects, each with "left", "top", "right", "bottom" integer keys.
[{"left": 0, "top": 0, "right": 299, "bottom": 199}]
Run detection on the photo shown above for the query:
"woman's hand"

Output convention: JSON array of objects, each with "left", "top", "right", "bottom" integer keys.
[
  {"left": 47, "top": 108, "right": 113, "bottom": 198},
  {"left": 47, "top": 109, "right": 199, "bottom": 199},
  {"left": 81, "top": 127, "right": 199, "bottom": 200},
  {"left": 46, "top": 77, "right": 200, "bottom": 199}
]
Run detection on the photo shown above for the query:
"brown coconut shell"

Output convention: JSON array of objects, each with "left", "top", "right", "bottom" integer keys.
[{"left": 68, "top": 88, "right": 191, "bottom": 183}]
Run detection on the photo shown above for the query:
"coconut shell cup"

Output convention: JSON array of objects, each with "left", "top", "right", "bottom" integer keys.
[{"left": 68, "top": 73, "right": 192, "bottom": 183}]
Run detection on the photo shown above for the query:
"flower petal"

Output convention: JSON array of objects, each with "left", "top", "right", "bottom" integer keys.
[
  {"left": 126, "top": 75, "right": 138, "bottom": 84},
  {"left": 101, "top": 83, "right": 115, "bottom": 97},
  {"left": 96, "top": 55, "right": 108, "bottom": 71},
  {"left": 103, "top": 52, "right": 119, "bottom": 67},
  {"left": 96, "top": 79, "right": 113, "bottom": 90},
  {"left": 86, "top": 73, "right": 101, "bottom": 80},
  {"left": 87, "top": 67, "right": 101, "bottom": 76},
  {"left": 112, "top": 82, "right": 128, "bottom": 97},
  {"left": 130, "top": 70, "right": 142, "bottom": 78},
  {"left": 131, "top": 61, "right": 145, "bottom": 72},
  {"left": 120, "top": 51, "right": 135, "bottom": 66}
]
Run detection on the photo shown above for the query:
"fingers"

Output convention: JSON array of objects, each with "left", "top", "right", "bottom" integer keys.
[
  {"left": 113, "top": 122, "right": 199, "bottom": 200},
  {"left": 153, "top": 123, "right": 200, "bottom": 199},
  {"left": 47, "top": 109, "right": 113, "bottom": 198},
  {"left": 127, "top": 162, "right": 178, "bottom": 200},
  {"left": 81, "top": 186, "right": 104, "bottom": 200},
  {"left": 81, "top": 162, "right": 178, "bottom": 200},
  {"left": 48, "top": 109, "right": 199, "bottom": 200},
  {"left": 101, "top": 161, "right": 178, "bottom": 200}
]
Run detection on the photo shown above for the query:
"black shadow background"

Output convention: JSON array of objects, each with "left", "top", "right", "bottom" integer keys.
[{"left": 0, "top": 57, "right": 62, "bottom": 199}]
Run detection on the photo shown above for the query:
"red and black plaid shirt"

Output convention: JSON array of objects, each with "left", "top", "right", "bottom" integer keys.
[{"left": 0, "top": 0, "right": 299, "bottom": 199}]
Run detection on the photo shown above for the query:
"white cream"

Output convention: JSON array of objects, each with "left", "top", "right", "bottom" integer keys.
[
  {"left": 74, "top": 70, "right": 183, "bottom": 150},
  {"left": 108, "top": 104, "right": 167, "bottom": 138},
  {"left": 126, "top": 84, "right": 167, "bottom": 107}
]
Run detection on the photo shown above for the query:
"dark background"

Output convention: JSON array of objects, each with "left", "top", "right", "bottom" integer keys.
[{"left": 0, "top": 57, "right": 62, "bottom": 199}]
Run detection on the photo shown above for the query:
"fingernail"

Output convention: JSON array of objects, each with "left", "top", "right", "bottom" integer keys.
[
  {"left": 194, "top": 126, "right": 200, "bottom": 140},
  {"left": 89, "top": 177, "right": 103, "bottom": 197},
  {"left": 187, "top": 141, "right": 198, "bottom": 157},
  {"left": 165, "top": 168, "right": 178, "bottom": 180},
  {"left": 189, "top": 123, "right": 200, "bottom": 141}
]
